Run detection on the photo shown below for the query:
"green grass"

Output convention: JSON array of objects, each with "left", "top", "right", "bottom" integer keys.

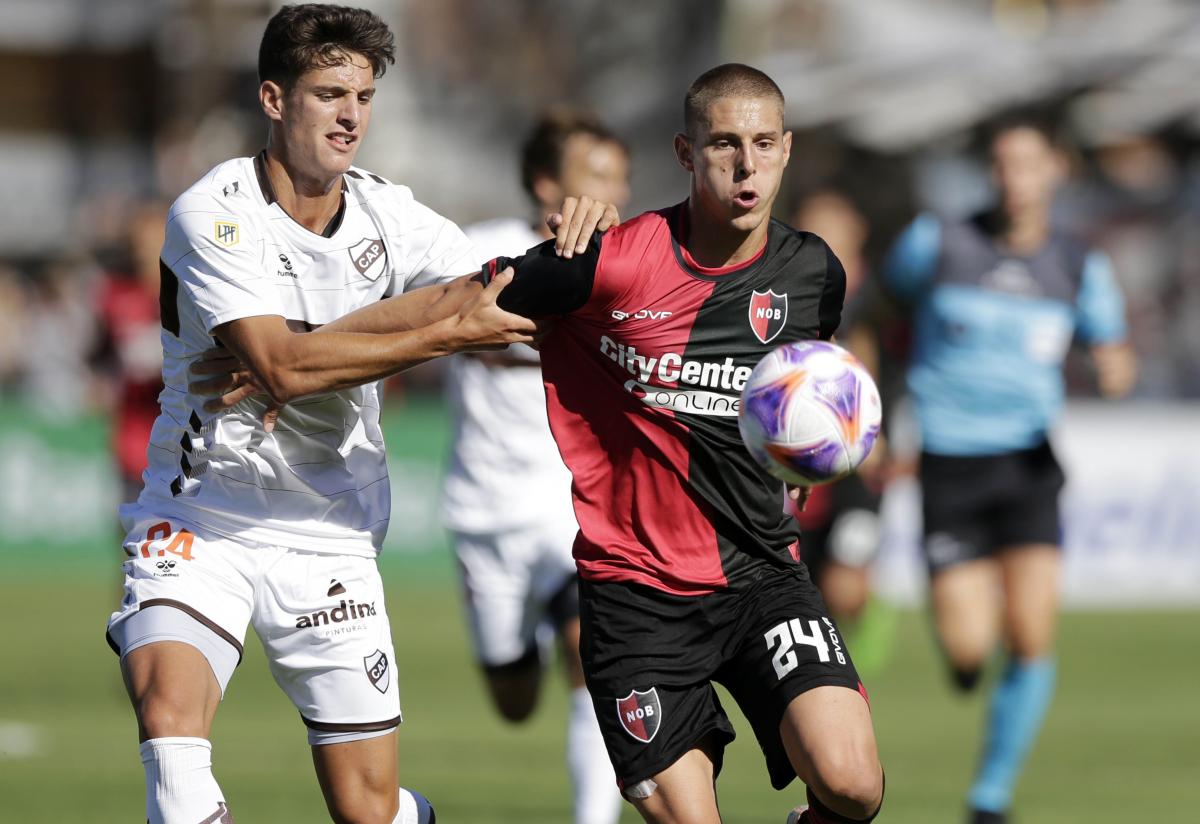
[{"left": 1, "top": 554, "right": 1196, "bottom": 823}]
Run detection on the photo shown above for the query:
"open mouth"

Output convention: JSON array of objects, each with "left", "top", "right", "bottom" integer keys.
[
  {"left": 733, "top": 191, "right": 760, "bottom": 210},
  {"left": 327, "top": 133, "right": 357, "bottom": 151}
]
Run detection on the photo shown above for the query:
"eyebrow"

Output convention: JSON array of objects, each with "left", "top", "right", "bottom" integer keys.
[
  {"left": 310, "top": 85, "right": 376, "bottom": 95},
  {"left": 708, "top": 130, "right": 780, "bottom": 141}
]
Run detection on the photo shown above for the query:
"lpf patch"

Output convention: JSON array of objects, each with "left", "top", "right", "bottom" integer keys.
[
  {"left": 748, "top": 289, "right": 788, "bottom": 344},
  {"left": 616, "top": 687, "right": 661, "bottom": 743},
  {"left": 363, "top": 649, "right": 390, "bottom": 694},
  {"left": 349, "top": 237, "right": 386, "bottom": 281},
  {"left": 213, "top": 220, "right": 239, "bottom": 247}
]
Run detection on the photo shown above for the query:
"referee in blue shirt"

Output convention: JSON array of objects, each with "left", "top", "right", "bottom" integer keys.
[{"left": 884, "top": 116, "right": 1136, "bottom": 824}]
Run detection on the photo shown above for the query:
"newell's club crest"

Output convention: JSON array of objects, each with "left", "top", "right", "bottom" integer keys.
[
  {"left": 749, "top": 289, "right": 788, "bottom": 344},
  {"left": 363, "top": 649, "right": 390, "bottom": 694},
  {"left": 616, "top": 687, "right": 662, "bottom": 743},
  {"left": 349, "top": 237, "right": 386, "bottom": 281}
]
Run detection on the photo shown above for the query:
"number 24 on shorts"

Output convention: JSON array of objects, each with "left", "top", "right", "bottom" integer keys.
[
  {"left": 765, "top": 616, "right": 846, "bottom": 679},
  {"left": 138, "top": 521, "right": 195, "bottom": 561}
]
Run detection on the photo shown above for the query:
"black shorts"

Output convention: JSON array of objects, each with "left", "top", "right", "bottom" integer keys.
[
  {"left": 920, "top": 440, "right": 1065, "bottom": 574},
  {"left": 579, "top": 566, "right": 865, "bottom": 791},
  {"left": 801, "top": 474, "right": 884, "bottom": 581}
]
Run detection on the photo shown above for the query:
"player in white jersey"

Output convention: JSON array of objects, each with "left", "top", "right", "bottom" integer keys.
[
  {"left": 105, "top": 7, "right": 616, "bottom": 824},
  {"left": 442, "top": 112, "right": 630, "bottom": 824}
]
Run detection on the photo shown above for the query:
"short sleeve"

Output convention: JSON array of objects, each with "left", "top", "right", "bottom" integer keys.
[
  {"left": 1075, "top": 250, "right": 1127, "bottom": 344},
  {"left": 160, "top": 199, "right": 280, "bottom": 333},
  {"left": 818, "top": 242, "right": 847, "bottom": 340},
  {"left": 882, "top": 213, "right": 941, "bottom": 301},
  {"left": 394, "top": 198, "right": 479, "bottom": 293}
]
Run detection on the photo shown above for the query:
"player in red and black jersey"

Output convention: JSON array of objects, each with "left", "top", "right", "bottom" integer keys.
[{"left": 484, "top": 65, "right": 883, "bottom": 824}]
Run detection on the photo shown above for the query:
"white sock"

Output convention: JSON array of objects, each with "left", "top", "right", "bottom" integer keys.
[
  {"left": 393, "top": 787, "right": 435, "bottom": 824},
  {"left": 140, "top": 737, "right": 231, "bottom": 824},
  {"left": 568, "top": 687, "right": 621, "bottom": 824}
]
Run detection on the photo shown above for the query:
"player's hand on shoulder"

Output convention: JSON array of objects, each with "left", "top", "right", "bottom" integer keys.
[
  {"left": 189, "top": 347, "right": 282, "bottom": 432},
  {"left": 448, "top": 268, "right": 548, "bottom": 352},
  {"left": 548, "top": 195, "right": 620, "bottom": 259}
]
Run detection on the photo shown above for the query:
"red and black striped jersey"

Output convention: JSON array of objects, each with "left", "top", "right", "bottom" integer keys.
[{"left": 487, "top": 202, "right": 845, "bottom": 595}]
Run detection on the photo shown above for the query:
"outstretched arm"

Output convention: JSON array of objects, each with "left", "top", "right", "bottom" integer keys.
[{"left": 199, "top": 268, "right": 533, "bottom": 408}]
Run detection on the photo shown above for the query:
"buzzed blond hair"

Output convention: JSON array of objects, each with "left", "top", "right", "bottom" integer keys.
[{"left": 684, "top": 63, "right": 785, "bottom": 138}]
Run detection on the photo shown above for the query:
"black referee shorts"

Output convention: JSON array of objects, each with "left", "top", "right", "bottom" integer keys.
[
  {"left": 920, "top": 440, "right": 1066, "bottom": 574},
  {"left": 579, "top": 566, "right": 865, "bottom": 792}
]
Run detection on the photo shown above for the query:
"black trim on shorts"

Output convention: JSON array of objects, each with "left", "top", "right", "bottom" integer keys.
[
  {"left": 112, "top": 598, "right": 245, "bottom": 663},
  {"left": 301, "top": 713, "right": 403, "bottom": 733}
]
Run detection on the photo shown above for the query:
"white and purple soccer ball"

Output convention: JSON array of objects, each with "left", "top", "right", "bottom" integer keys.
[{"left": 738, "top": 340, "right": 882, "bottom": 485}]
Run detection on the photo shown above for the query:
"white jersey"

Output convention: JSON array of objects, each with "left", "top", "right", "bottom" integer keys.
[
  {"left": 130, "top": 155, "right": 477, "bottom": 557},
  {"left": 440, "top": 218, "right": 576, "bottom": 533}
]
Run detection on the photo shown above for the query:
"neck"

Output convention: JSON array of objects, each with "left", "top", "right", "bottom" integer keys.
[
  {"left": 262, "top": 141, "right": 344, "bottom": 234},
  {"left": 683, "top": 197, "right": 769, "bottom": 268},
  {"left": 999, "top": 205, "right": 1050, "bottom": 254}
]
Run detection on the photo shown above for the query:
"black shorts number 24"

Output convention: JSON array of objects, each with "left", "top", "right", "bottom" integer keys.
[{"left": 764, "top": 616, "right": 847, "bottom": 680}]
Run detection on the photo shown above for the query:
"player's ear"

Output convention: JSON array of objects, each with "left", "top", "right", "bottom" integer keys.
[
  {"left": 531, "top": 174, "right": 563, "bottom": 213},
  {"left": 260, "top": 81, "right": 285, "bottom": 123},
  {"left": 781, "top": 130, "right": 793, "bottom": 167},
  {"left": 674, "top": 133, "right": 694, "bottom": 172}
]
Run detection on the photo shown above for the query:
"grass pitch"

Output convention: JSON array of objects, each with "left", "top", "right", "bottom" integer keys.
[{"left": 1, "top": 553, "right": 1195, "bottom": 823}]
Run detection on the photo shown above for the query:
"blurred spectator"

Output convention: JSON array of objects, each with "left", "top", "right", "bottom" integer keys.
[
  {"left": 91, "top": 201, "right": 166, "bottom": 503},
  {"left": 19, "top": 257, "right": 99, "bottom": 420},
  {"left": 0, "top": 264, "right": 29, "bottom": 396}
]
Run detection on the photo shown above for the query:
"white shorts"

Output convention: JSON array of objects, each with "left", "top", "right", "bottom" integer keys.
[
  {"left": 453, "top": 517, "right": 579, "bottom": 669},
  {"left": 106, "top": 516, "right": 401, "bottom": 745}
]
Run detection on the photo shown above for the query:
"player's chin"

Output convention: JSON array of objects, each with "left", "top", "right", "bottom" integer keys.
[{"left": 728, "top": 207, "right": 768, "bottom": 233}]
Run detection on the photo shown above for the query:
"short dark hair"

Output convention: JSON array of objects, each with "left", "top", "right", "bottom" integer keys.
[
  {"left": 684, "top": 63, "right": 785, "bottom": 137},
  {"left": 258, "top": 4, "right": 396, "bottom": 89},
  {"left": 520, "top": 109, "right": 627, "bottom": 199}
]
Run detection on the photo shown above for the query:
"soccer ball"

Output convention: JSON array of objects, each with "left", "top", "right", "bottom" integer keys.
[{"left": 738, "top": 340, "right": 882, "bottom": 485}]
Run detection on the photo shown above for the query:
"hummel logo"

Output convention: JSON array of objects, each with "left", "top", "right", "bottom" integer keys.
[
  {"left": 276, "top": 253, "right": 297, "bottom": 278},
  {"left": 328, "top": 579, "right": 346, "bottom": 597}
]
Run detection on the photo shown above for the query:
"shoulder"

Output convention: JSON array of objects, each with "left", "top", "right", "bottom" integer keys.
[
  {"left": 345, "top": 166, "right": 459, "bottom": 234},
  {"left": 166, "top": 158, "right": 261, "bottom": 248},
  {"left": 595, "top": 207, "right": 674, "bottom": 264}
]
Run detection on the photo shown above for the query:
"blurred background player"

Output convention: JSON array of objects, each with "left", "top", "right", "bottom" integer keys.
[
  {"left": 91, "top": 201, "right": 168, "bottom": 507},
  {"left": 882, "top": 115, "right": 1136, "bottom": 824},
  {"left": 441, "top": 110, "right": 630, "bottom": 824},
  {"left": 786, "top": 189, "right": 898, "bottom": 677}
]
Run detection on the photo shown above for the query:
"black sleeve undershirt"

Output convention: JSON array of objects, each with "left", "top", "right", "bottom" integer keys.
[
  {"left": 818, "top": 243, "right": 847, "bottom": 340},
  {"left": 485, "top": 234, "right": 601, "bottom": 318}
]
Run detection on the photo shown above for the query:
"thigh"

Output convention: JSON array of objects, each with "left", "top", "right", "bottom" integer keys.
[
  {"left": 627, "top": 736, "right": 723, "bottom": 824},
  {"left": 109, "top": 517, "right": 255, "bottom": 733},
  {"left": 578, "top": 579, "right": 735, "bottom": 792},
  {"left": 717, "top": 569, "right": 864, "bottom": 791},
  {"left": 255, "top": 552, "right": 401, "bottom": 744},
  {"left": 779, "top": 684, "right": 879, "bottom": 801},
  {"left": 454, "top": 529, "right": 540, "bottom": 667},
  {"left": 999, "top": 544, "right": 1061, "bottom": 658},
  {"left": 929, "top": 558, "right": 1003, "bottom": 668}
]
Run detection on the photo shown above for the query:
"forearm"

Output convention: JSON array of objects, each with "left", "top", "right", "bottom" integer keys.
[
  {"left": 319, "top": 274, "right": 482, "bottom": 334},
  {"left": 216, "top": 319, "right": 460, "bottom": 404}
]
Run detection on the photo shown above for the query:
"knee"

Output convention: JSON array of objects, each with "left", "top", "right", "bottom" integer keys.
[
  {"left": 136, "top": 694, "right": 208, "bottom": 740},
  {"left": 809, "top": 749, "right": 883, "bottom": 819},
  {"left": 328, "top": 790, "right": 398, "bottom": 824}
]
